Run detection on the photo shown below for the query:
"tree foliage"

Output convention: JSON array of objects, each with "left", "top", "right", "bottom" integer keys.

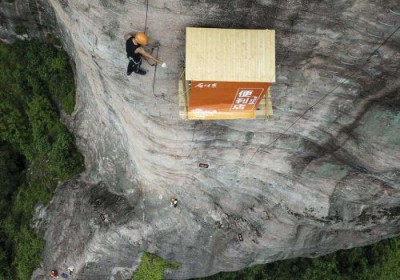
[
  {"left": 0, "top": 40, "right": 83, "bottom": 280},
  {"left": 197, "top": 237, "right": 400, "bottom": 280}
]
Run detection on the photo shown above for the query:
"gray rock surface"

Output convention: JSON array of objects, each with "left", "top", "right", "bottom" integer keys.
[{"left": 2, "top": 0, "right": 400, "bottom": 279}]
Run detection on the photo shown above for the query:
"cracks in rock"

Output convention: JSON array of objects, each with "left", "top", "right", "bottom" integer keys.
[
  {"left": 102, "top": 20, "right": 119, "bottom": 40},
  {"left": 59, "top": 0, "right": 69, "bottom": 9},
  {"left": 207, "top": 200, "right": 265, "bottom": 245},
  {"left": 284, "top": 77, "right": 400, "bottom": 176},
  {"left": 264, "top": 81, "right": 400, "bottom": 224},
  {"left": 26, "top": 0, "right": 57, "bottom": 38},
  {"left": 326, "top": 80, "right": 400, "bottom": 168},
  {"left": 183, "top": 0, "right": 280, "bottom": 29},
  {"left": 87, "top": 182, "right": 136, "bottom": 227},
  {"left": 329, "top": 171, "right": 400, "bottom": 210}
]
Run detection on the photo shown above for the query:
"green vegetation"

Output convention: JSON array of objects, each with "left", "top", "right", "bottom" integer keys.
[
  {"left": 197, "top": 236, "right": 400, "bottom": 280},
  {"left": 132, "top": 252, "right": 180, "bottom": 280},
  {"left": 0, "top": 40, "right": 84, "bottom": 280},
  {"left": 46, "top": 33, "right": 62, "bottom": 48},
  {"left": 14, "top": 26, "right": 28, "bottom": 36}
]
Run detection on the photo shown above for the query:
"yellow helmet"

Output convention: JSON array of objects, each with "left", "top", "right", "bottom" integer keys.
[{"left": 135, "top": 32, "right": 149, "bottom": 45}]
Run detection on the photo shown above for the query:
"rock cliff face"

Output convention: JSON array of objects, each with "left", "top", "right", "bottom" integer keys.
[{"left": 1, "top": 0, "right": 400, "bottom": 279}]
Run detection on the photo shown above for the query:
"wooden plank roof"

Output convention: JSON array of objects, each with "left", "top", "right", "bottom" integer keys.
[{"left": 185, "top": 27, "right": 275, "bottom": 83}]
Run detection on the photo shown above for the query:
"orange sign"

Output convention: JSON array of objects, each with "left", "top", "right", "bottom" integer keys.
[{"left": 188, "top": 81, "right": 270, "bottom": 120}]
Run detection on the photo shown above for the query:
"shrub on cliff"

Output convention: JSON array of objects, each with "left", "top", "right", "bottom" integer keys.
[{"left": 132, "top": 252, "right": 180, "bottom": 280}]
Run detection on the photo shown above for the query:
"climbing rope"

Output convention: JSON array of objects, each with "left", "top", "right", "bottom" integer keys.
[
  {"left": 142, "top": 0, "right": 178, "bottom": 107},
  {"left": 144, "top": 0, "right": 149, "bottom": 33},
  {"left": 152, "top": 46, "right": 159, "bottom": 98}
]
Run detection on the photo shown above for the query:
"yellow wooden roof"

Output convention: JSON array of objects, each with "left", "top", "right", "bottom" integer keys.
[{"left": 185, "top": 27, "right": 275, "bottom": 83}]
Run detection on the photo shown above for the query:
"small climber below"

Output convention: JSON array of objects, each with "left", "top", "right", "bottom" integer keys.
[
  {"left": 170, "top": 197, "right": 178, "bottom": 208},
  {"left": 50, "top": 270, "right": 59, "bottom": 278},
  {"left": 67, "top": 265, "right": 74, "bottom": 275},
  {"left": 124, "top": 32, "right": 166, "bottom": 76}
]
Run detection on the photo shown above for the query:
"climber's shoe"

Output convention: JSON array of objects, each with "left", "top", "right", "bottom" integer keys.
[{"left": 135, "top": 69, "right": 147, "bottom": 75}]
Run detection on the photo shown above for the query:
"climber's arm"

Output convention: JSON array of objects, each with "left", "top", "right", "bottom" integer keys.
[{"left": 135, "top": 47, "right": 162, "bottom": 63}]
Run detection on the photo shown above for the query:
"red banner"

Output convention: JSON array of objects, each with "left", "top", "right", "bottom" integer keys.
[{"left": 188, "top": 81, "right": 270, "bottom": 120}]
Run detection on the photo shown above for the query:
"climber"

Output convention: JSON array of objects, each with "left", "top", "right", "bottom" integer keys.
[
  {"left": 124, "top": 32, "right": 166, "bottom": 76},
  {"left": 50, "top": 270, "right": 59, "bottom": 278},
  {"left": 67, "top": 265, "right": 74, "bottom": 275},
  {"left": 170, "top": 197, "right": 178, "bottom": 208}
]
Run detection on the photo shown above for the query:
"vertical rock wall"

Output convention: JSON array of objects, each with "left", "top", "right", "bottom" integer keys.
[
  {"left": 0, "top": 0, "right": 57, "bottom": 41},
  {"left": 2, "top": 0, "right": 400, "bottom": 279}
]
